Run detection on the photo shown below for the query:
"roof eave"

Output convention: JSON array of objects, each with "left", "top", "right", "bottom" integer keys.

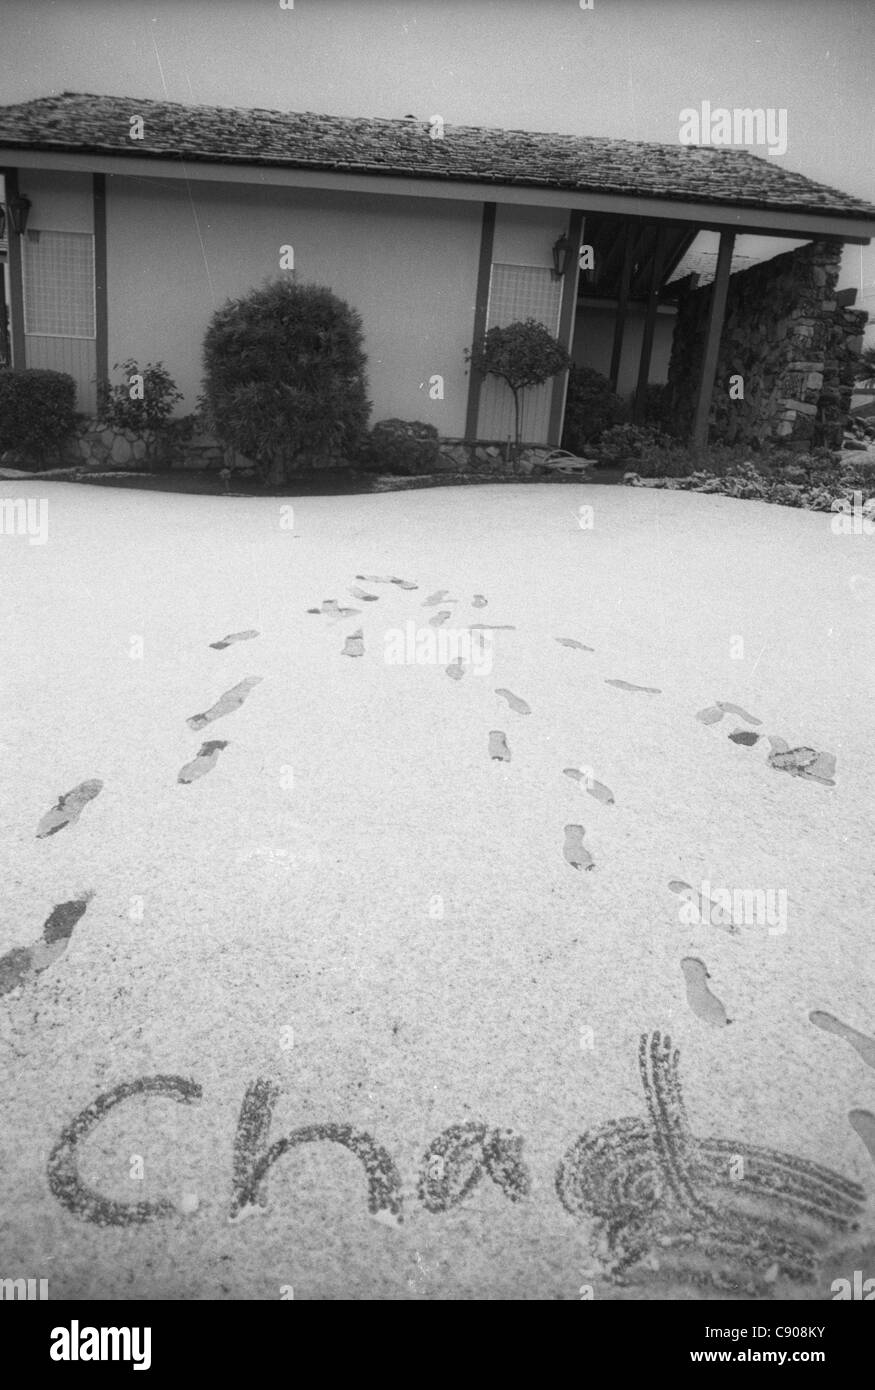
[{"left": 2, "top": 144, "right": 873, "bottom": 244}]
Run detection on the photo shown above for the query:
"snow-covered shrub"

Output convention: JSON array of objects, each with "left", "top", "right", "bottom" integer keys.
[
  {"left": 202, "top": 280, "right": 371, "bottom": 483},
  {"left": 0, "top": 367, "right": 77, "bottom": 464},
  {"left": 363, "top": 419, "right": 440, "bottom": 474}
]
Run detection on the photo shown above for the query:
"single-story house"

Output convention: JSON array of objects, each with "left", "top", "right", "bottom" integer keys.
[{"left": 1, "top": 92, "right": 874, "bottom": 452}]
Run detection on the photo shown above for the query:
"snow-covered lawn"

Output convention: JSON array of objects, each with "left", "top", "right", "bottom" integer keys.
[{"left": 1, "top": 480, "right": 873, "bottom": 1299}]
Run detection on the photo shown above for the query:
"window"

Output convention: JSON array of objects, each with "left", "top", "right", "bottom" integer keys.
[
  {"left": 22, "top": 229, "right": 96, "bottom": 338},
  {"left": 485, "top": 263, "right": 562, "bottom": 334}
]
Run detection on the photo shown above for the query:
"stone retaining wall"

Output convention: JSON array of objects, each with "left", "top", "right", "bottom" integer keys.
[{"left": 666, "top": 240, "right": 869, "bottom": 448}]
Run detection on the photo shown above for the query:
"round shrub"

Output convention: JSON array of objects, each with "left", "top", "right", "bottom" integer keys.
[
  {"left": 561, "top": 365, "right": 627, "bottom": 454},
  {"left": 597, "top": 423, "right": 671, "bottom": 465},
  {"left": 0, "top": 367, "right": 77, "bottom": 465},
  {"left": 363, "top": 419, "right": 440, "bottom": 474},
  {"left": 202, "top": 280, "right": 371, "bottom": 482}
]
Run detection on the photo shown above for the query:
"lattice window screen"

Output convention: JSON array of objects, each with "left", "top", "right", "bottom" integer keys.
[
  {"left": 477, "top": 265, "right": 562, "bottom": 444},
  {"left": 22, "top": 230, "right": 96, "bottom": 338},
  {"left": 485, "top": 263, "right": 562, "bottom": 333}
]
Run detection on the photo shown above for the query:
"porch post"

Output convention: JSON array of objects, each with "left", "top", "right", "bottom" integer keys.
[
  {"left": 547, "top": 209, "right": 584, "bottom": 447},
  {"left": 464, "top": 201, "right": 496, "bottom": 441},
  {"left": 609, "top": 223, "right": 633, "bottom": 392},
  {"left": 632, "top": 225, "right": 668, "bottom": 423},
  {"left": 3, "top": 168, "right": 26, "bottom": 369},
  {"left": 691, "top": 229, "right": 735, "bottom": 450},
  {"left": 92, "top": 174, "right": 108, "bottom": 391}
]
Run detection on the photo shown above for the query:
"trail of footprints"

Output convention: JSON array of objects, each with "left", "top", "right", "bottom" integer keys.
[{"left": 14, "top": 568, "right": 872, "bottom": 1201}]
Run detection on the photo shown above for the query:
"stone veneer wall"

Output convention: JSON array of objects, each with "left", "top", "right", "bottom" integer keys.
[{"left": 666, "top": 240, "right": 868, "bottom": 449}]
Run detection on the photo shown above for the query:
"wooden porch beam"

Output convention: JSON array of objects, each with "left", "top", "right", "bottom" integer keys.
[
  {"left": 608, "top": 224, "right": 634, "bottom": 392},
  {"left": 464, "top": 201, "right": 496, "bottom": 440},
  {"left": 691, "top": 229, "right": 735, "bottom": 451},
  {"left": 3, "top": 167, "right": 26, "bottom": 369},
  {"left": 547, "top": 209, "right": 584, "bottom": 447},
  {"left": 632, "top": 225, "right": 669, "bottom": 423}
]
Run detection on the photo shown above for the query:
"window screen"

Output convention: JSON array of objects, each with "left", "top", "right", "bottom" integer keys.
[
  {"left": 22, "top": 230, "right": 96, "bottom": 338},
  {"left": 485, "top": 263, "right": 562, "bottom": 333}
]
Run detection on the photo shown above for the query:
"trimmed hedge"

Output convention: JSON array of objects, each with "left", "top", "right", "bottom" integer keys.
[
  {"left": 0, "top": 368, "right": 77, "bottom": 463},
  {"left": 202, "top": 279, "right": 371, "bottom": 482},
  {"left": 363, "top": 418, "right": 441, "bottom": 474}
]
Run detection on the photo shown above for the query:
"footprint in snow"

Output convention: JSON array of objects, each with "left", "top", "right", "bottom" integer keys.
[
  {"left": 356, "top": 574, "right": 417, "bottom": 590},
  {"left": 563, "top": 769, "right": 614, "bottom": 805},
  {"left": 429, "top": 611, "right": 451, "bottom": 628},
  {"left": 563, "top": 824, "right": 594, "bottom": 871},
  {"left": 307, "top": 600, "right": 360, "bottom": 618},
  {"left": 768, "top": 746, "right": 819, "bottom": 776},
  {"left": 767, "top": 745, "right": 835, "bottom": 785},
  {"left": 472, "top": 595, "right": 488, "bottom": 608},
  {"left": 349, "top": 586, "right": 379, "bottom": 602},
  {"left": 800, "top": 751, "right": 836, "bottom": 785},
  {"left": 446, "top": 659, "right": 466, "bottom": 681},
  {"left": 342, "top": 629, "right": 364, "bottom": 657},
  {"left": 849, "top": 1111, "right": 875, "bottom": 1165},
  {"left": 178, "top": 740, "right": 228, "bottom": 784},
  {"left": 495, "top": 688, "right": 530, "bottom": 715},
  {"left": 187, "top": 677, "right": 263, "bottom": 731},
  {"left": 210, "top": 629, "right": 259, "bottom": 650},
  {"left": 422, "top": 590, "right": 449, "bottom": 607},
  {"left": 555, "top": 637, "right": 593, "bottom": 651},
  {"left": 696, "top": 705, "right": 725, "bottom": 724},
  {"left": 605, "top": 679, "right": 661, "bottom": 694},
  {"left": 37, "top": 780, "right": 103, "bottom": 838},
  {"left": 489, "top": 731, "right": 511, "bottom": 762},
  {"left": 681, "top": 957, "right": 732, "bottom": 1027},
  {"left": 717, "top": 701, "right": 761, "bottom": 725},
  {"left": 728, "top": 729, "right": 761, "bottom": 746},
  {"left": 0, "top": 894, "right": 93, "bottom": 997},
  {"left": 809, "top": 1011, "right": 875, "bottom": 1070},
  {"left": 669, "top": 879, "right": 739, "bottom": 935}
]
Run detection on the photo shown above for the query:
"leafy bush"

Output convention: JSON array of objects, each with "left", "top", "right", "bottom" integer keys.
[
  {"left": 363, "top": 419, "right": 440, "bottom": 474},
  {"left": 597, "top": 423, "right": 672, "bottom": 465},
  {"left": 97, "top": 359, "right": 183, "bottom": 432},
  {"left": 0, "top": 367, "right": 77, "bottom": 463},
  {"left": 641, "top": 383, "right": 673, "bottom": 431},
  {"left": 561, "top": 365, "right": 627, "bottom": 453},
  {"left": 202, "top": 280, "right": 371, "bottom": 482},
  {"left": 467, "top": 318, "right": 572, "bottom": 459}
]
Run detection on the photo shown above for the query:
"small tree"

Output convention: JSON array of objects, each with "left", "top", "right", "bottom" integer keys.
[
  {"left": 97, "top": 359, "right": 183, "bottom": 432},
  {"left": 466, "top": 318, "right": 572, "bottom": 458},
  {"left": 202, "top": 280, "right": 371, "bottom": 483}
]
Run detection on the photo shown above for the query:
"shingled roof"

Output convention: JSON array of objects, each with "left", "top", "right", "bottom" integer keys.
[{"left": 2, "top": 91, "right": 874, "bottom": 221}]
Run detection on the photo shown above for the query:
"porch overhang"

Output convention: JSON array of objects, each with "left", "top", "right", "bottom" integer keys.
[{"left": 3, "top": 146, "right": 874, "bottom": 244}]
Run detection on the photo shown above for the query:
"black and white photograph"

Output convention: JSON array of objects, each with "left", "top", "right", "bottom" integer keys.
[{"left": 1, "top": 0, "right": 874, "bottom": 1341}]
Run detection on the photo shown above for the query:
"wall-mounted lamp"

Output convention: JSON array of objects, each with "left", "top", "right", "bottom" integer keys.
[
  {"left": 551, "top": 232, "right": 572, "bottom": 280},
  {"left": 7, "top": 193, "right": 32, "bottom": 236}
]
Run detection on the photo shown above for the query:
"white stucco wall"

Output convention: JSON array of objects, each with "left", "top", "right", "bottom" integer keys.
[
  {"left": 104, "top": 174, "right": 483, "bottom": 433},
  {"left": 19, "top": 169, "right": 93, "bottom": 233}
]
